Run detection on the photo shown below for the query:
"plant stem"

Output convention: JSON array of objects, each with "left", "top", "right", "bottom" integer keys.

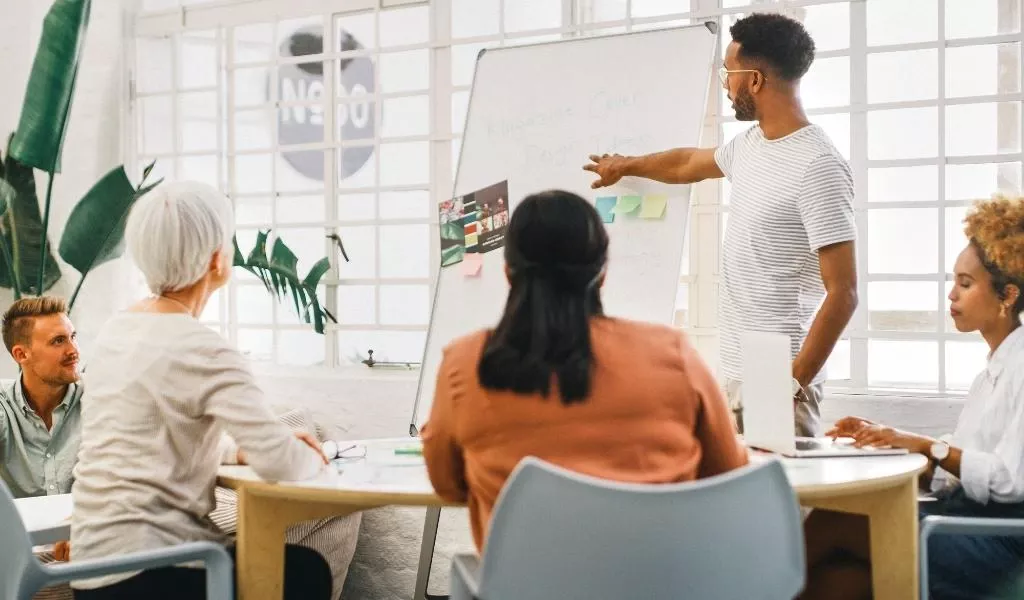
[
  {"left": 68, "top": 275, "right": 86, "bottom": 313},
  {"left": 37, "top": 170, "right": 55, "bottom": 295},
  {"left": 0, "top": 233, "right": 20, "bottom": 300}
]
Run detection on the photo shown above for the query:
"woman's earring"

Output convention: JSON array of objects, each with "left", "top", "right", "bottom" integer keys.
[{"left": 1001, "top": 304, "right": 1009, "bottom": 318}]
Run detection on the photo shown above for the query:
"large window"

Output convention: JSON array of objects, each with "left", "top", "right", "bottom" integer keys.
[{"left": 133, "top": 0, "right": 1024, "bottom": 395}]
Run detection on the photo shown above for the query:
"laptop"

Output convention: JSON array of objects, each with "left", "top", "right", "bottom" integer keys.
[{"left": 740, "top": 331, "right": 908, "bottom": 458}]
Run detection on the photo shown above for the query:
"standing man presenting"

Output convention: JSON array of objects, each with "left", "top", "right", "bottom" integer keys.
[{"left": 584, "top": 13, "right": 857, "bottom": 436}]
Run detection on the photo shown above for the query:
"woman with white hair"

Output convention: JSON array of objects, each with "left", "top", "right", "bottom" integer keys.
[{"left": 69, "top": 181, "right": 332, "bottom": 600}]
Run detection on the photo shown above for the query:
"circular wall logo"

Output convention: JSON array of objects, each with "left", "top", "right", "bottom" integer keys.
[{"left": 277, "top": 26, "right": 375, "bottom": 182}]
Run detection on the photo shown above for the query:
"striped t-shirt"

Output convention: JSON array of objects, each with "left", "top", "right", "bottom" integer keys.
[{"left": 715, "top": 124, "right": 856, "bottom": 384}]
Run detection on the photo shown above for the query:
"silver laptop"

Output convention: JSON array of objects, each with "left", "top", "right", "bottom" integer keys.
[{"left": 740, "top": 331, "right": 908, "bottom": 458}]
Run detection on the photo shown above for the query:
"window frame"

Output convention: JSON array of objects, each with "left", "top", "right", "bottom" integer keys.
[{"left": 131, "top": 0, "right": 1024, "bottom": 397}]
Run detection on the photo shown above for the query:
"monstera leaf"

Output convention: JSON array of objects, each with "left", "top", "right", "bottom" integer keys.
[
  {"left": 59, "top": 161, "right": 163, "bottom": 310},
  {"left": 233, "top": 231, "right": 336, "bottom": 334},
  {"left": 8, "top": 0, "right": 91, "bottom": 173}
]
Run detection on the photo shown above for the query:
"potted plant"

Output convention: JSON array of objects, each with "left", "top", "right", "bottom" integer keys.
[{"left": 1, "top": 0, "right": 338, "bottom": 333}]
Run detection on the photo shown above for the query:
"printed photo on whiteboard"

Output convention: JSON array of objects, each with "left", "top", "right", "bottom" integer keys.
[
  {"left": 475, "top": 180, "right": 510, "bottom": 254},
  {"left": 439, "top": 197, "right": 466, "bottom": 267}
]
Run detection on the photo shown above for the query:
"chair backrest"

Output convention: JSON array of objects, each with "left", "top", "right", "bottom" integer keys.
[
  {"left": 478, "top": 458, "right": 804, "bottom": 600},
  {"left": 0, "top": 480, "right": 49, "bottom": 600}
]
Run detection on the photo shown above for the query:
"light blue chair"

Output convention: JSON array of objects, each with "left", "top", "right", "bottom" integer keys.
[
  {"left": 1, "top": 481, "right": 233, "bottom": 600},
  {"left": 450, "top": 457, "right": 804, "bottom": 600},
  {"left": 919, "top": 515, "right": 1024, "bottom": 600}
]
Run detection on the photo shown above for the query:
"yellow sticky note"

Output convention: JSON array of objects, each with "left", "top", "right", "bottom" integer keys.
[
  {"left": 462, "top": 253, "right": 483, "bottom": 277},
  {"left": 639, "top": 195, "right": 668, "bottom": 219},
  {"left": 612, "top": 195, "right": 642, "bottom": 214},
  {"left": 465, "top": 232, "right": 479, "bottom": 248}
]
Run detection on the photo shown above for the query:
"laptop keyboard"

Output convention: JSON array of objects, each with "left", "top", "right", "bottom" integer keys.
[{"left": 795, "top": 438, "right": 831, "bottom": 451}]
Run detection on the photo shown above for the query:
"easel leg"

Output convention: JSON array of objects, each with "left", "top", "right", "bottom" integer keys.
[{"left": 413, "top": 506, "right": 443, "bottom": 600}]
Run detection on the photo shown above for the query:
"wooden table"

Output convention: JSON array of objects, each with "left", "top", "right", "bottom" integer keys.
[
  {"left": 753, "top": 452, "right": 929, "bottom": 600},
  {"left": 218, "top": 437, "right": 456, "bottom": 600},
  {"left": 219, "top": 438, "right": 928, "bottom": 600},
  {"left": 14, "top": 493, "right": 73, "bottom": 546}
]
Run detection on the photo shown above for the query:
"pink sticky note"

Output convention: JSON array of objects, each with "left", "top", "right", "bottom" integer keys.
[{"left": 462, "top": 253, "right": 483, "bottom": 276}]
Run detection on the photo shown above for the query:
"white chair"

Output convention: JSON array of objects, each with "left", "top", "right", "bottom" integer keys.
[
  {"left": 1, "top": 480, "right": 233, "bottom": 600},
  {"left": 919, "top": 515, "right": 1024, "bottom": 600},
  {"left": 451, "top": 457, "right": 804, "bottom": 600}
]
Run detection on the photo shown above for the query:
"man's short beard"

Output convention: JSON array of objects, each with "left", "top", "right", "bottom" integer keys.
[{"left": 733, "top": 90, "right": 757, "bottom": 122}]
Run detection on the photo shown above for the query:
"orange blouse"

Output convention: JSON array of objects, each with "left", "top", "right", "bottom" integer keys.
[{"left": 421, "top": 317, "right": 748, "bottom": 551}]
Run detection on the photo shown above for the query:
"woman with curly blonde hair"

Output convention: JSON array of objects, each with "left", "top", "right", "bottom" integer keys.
[{"left": 800, "top": 194, "right": 1024, "bottom": 600}]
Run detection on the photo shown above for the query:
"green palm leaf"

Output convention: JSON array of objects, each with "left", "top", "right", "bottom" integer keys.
[
  {"left": 59, "top": 162, "right": 164, "bottom": 311},
  {"left": 233, "top": 231, "right": 336, "bottom": 334},
  {"left": 9, "top": 0, "right": 92, "bottom": 173}
]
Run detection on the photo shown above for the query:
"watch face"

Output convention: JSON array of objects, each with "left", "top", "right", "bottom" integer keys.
[
  {"left": 931, "top": 442, "right": 949, "bottom": 460},
  {"left": 322, "top": 440, "right": 338, "bottom": 459}
]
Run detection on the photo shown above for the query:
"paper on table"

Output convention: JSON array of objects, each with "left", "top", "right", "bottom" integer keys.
[
  {"left": 595, "top": 196, "right": 617, "bottom": 223},
  {"left": 462, "top": 253, "right": 483, "bottom": 276},
  {"left": 612, "top": 195, "right": 642, "bottom": 214},
  {"left": 639, "top": 195, "right": 667, "bottom": 219}
]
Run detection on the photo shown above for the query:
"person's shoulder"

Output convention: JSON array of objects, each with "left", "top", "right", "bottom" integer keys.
[
  {"left": 442, "top": 329, "right": 490, "bottom": 363},
  {"left": 799, "top": 127, "right": 849, "bottom": 165},
  {"left": 732, "top": 125, "right": 762, "bottom": 145},
  {"left": 594, "top": 318, "right": 688, "bottom": 354},
  {"left": 1001, "top": 334, "right": 1024, "bottom": 386},
  {"left": 0, "top": 380, "right": 15, "bottom": 424},
  {"left": 0, "top": 379, "right": 16, "bottom": 403},
  {"left": 142, "top": 315, "right": 243, "bottom": 365}
]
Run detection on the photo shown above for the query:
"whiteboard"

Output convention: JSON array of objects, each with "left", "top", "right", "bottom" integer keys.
[{"left": 411, "top": 24, "right": 718, "bottom": 430}]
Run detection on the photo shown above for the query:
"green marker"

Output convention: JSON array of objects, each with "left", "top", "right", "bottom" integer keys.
[{"left": 394, "top": 446, "right": 423, "bottom": 456}]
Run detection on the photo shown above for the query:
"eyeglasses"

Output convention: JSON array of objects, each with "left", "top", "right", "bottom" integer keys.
[
  {"left": 322, "top": 441, "right": 367, "bottom": 461},
  {"left": 718, "top": 67, "right": 766, "bottom": 85}
]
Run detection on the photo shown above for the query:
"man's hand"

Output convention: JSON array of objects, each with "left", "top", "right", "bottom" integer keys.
[
  {"left": 236, "top": 432, "right": 329, "bottom": 465},
  {"left": 53, "top": 540, "right": 70, "bottom": 562},
  {"left": 583, "top": 154, "right": 629, "bottom": 189}
]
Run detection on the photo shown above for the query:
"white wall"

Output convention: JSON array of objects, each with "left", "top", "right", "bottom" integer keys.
[{"left": 0, "top": 0, "right": 138, "bottom": 375}]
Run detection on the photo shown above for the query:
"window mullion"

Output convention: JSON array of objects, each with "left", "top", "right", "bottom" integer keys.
[
  {"left": 323, "top": 10, "right": 339, "bottom": 368},
  {"left": 849, "top": 0, "right": 869, "bottom": 389}
]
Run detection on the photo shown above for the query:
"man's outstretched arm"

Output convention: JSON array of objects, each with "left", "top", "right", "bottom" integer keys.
[{"left": 583, "top": 147, "right": 724, "bottom": 188}]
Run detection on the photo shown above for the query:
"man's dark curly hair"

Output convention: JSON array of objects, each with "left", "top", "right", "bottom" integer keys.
[{"left": 730, "top": 13, "right": 815, "bottom": 81}]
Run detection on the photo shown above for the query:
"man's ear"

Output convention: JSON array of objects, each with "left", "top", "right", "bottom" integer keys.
[
  {"left": 751, "top": 71, "right": 765, "bottom": 93},
  {"left": 10, "top": 344, "right": 28, "bottom": 365}
]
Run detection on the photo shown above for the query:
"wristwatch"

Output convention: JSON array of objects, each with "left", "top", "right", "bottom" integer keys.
[
  {"left": 929, "top": 440, "right": 950, "bottom": 462},
  {"left": 791, "top": 378, "right": 804, "bottom": 401}
]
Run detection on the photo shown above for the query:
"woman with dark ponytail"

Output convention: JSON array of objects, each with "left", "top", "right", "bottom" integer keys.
[{"left": 422, "top": 190, "right": 747, "bottom": 552}]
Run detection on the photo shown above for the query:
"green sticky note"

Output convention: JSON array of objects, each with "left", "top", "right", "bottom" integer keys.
[
  {"left": 612, "top": 195, "right": 642, "bottom": 215},
  {"left": 639, "top": 195, "right": 668, "bottom": 219},
  {"left": 595, "top": 196, "right": 617, "bottom": 223}
]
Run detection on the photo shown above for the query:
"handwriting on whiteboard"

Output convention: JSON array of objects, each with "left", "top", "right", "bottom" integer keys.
[
  {"left": 483, "top": 90, "right": 642, "bottom": 142},
  {"left": 521, "top": 133, "right": 653, "bottom": 170}
]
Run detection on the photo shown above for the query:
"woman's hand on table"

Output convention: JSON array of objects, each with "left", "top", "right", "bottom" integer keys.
[
  {"left": 235, "top": 432, "right": 329, "bottom": 465},
  {"left": 829, "top": 416, "right": 934, "bottom": 454},
  {"left": 850, "top": 424, "right": 934, "bottom": 453},
  {"left": 295, "top": 431, "right": 329, "bottom": 464},
  {"left": 826, "top": 416, "right": 876, "bottom": 438}
]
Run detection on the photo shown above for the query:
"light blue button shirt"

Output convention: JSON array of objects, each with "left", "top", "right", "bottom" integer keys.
[{"left": 0, "top": 378, "right": 82, "bottom": 498}]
